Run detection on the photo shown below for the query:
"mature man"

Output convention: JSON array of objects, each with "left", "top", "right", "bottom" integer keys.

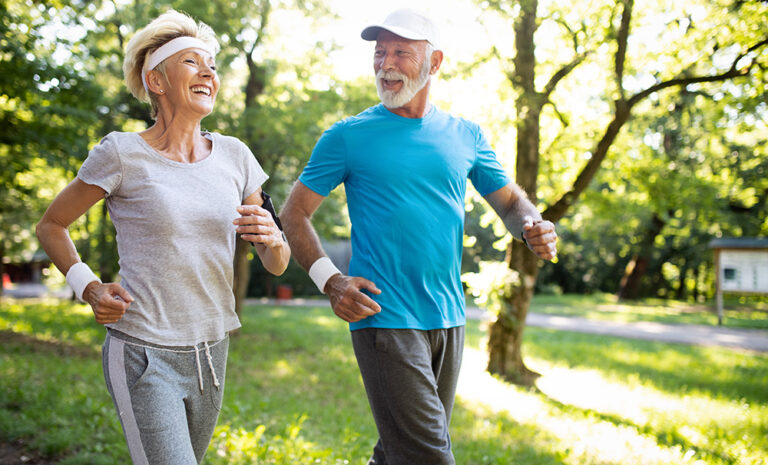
[{"left": 281, "top": 9, "right": 558, "bottom": 465}]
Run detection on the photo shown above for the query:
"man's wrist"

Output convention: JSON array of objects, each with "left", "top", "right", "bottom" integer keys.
[{"left": 308, "top": 257, "right": 341, "bottom": 294}]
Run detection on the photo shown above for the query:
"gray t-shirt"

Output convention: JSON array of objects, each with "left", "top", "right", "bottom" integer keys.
[{"left": 78, "top": 131, "right": 267, "bottom": 346}]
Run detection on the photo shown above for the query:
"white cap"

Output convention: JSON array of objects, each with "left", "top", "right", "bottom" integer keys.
[{"left": 361, "top": 9, "right": 440, "bottom": 49}]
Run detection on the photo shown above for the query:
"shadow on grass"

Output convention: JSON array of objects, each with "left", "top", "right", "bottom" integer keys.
[
  {"left": 0, "top": 299, "right": 105, "bottom": 350},
  {"left": 0, "top": 330, "right": 97, "bottom": 358},
  {"left": 526, "top": 328, "right": 768, "bottom": 405}
]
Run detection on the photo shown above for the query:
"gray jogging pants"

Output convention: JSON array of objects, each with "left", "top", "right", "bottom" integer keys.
[
  {"left": 102, "top": 330, "right": 228, "bottom": 465},
  {"left": 351, "top": 326, "right": 464, "bottom": 465}
]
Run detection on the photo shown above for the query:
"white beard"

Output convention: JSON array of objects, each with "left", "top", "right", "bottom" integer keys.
[{"left": 376, "top": 57, "right": 431, "bottom": 109}]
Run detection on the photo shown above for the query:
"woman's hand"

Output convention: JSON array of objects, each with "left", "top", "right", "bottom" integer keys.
[
  {"left": 83, "top": 282, "right": 134, "bottom": 325},
  {"left": 234, "top": 205, "right": 286, "bottom": 249}
]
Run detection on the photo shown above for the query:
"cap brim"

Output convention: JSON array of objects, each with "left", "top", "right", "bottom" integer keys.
[{"left": 361, "top": 24, "right": 429, "bottom": 42}]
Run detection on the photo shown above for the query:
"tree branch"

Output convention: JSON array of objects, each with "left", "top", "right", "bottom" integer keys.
[
  {"left": 628, "top": 37, "right": 768, "bottom": 107},
  {"left": 614, "top": 0, "right": 634, "bottom": 101},
  {"left": 542, "top": 52, "right": 590, "bottom": 99},
  {"left": 543, "top": 38, "right": 767, "bottom": 223}
]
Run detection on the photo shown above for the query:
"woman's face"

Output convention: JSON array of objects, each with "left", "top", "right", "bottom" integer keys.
[{"left": 157, "top": 48, "right": 220, "bottom": 118}]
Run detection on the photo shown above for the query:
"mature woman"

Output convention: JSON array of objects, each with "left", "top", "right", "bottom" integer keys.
[{"left": 35, "top": 10, "right": 290, "bottom": 464}]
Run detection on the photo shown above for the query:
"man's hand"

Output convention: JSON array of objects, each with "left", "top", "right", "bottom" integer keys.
[
  {"left": 522, "top": 216, "right": 558, "bottom": 261},
  {"left": 83, "top": 281, "right": 133, "bottom": 325},
  {"left": 235, "top": 205, "right": 285, "bottom": 249},
  {"left": 325, "top": 274, "right": 382, "bottom": 323}
]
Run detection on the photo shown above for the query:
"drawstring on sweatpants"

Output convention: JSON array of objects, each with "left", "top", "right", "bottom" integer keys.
[
  {"left": 194, "top": 342, "right": 220, "bottom": 394},
  {"left": 204, "top": 341, "right": 221, "bottom": 389}
]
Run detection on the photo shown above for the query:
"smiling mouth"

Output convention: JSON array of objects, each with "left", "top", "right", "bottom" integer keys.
[
  {"left": 191, "top": 86, "right": 211, "bottom": 96},
  {"left": 381, "top": 79, "right": 402, "bottom": 87}
]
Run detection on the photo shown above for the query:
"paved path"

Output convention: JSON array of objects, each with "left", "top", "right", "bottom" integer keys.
[
  {"left": 494, "top": 310, "right": 768, "bottom": 353},
  {"left": 248, "top": 298, "right": 768, "bottom": 353}
]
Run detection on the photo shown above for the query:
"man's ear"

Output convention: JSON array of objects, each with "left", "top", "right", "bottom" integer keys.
[{"left": 429, "top": 49, "right": 444, "bottom": 75}]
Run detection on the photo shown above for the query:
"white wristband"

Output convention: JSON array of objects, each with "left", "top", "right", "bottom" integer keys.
[
  {"left": 66, "top": 262, "right": 101, "bottom": 303},
  {"left": 308, "top": 257, "right": 341, "bottom": 294}
]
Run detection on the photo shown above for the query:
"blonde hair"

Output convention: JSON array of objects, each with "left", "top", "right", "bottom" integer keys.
[{"left": 123, "top": 10, "right": 220, "bottom": 119}]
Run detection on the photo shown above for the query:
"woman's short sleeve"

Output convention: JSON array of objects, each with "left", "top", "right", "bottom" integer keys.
[{"left": 77, "top": 133, "right": 123, "bottom": 196}]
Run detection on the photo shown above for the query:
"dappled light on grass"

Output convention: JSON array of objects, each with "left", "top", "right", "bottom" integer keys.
[
  {"left": 270, "top": 359, "right": 298, "bottom": 379},
  {"left": 457, "top": 346, "right": 767, "bottom": 464},
  {"left": 210, "top": 416, "right": 351, "bottom": 465},
  {"left": 309, "top": 314, "right": 344, "bottom": 328}
]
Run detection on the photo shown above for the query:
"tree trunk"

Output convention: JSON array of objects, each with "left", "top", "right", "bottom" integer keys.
[
  {"left": 617, "top": 256, "right": 649, "bottom": 300},
  {"left": 98, "top": 201, "right": 113, "bottom": 283},
  {"left": 488, "top": 241, "right": 542, "bottom": 385},
  {"left": 693, "top": 266, "right": 701, "bottom": 301},
  {"left": 0, "top": 239, "right": 5, "bottom": 297},
  {"left": 233, "top": 237, "right": 251, "bottom": 319},
  {"left": 487, "top": 0, "right": 543, "bottom": 385},
  {"left": 233, "top": 5, "right": 270, "bottom": 315},
  {"left": 618, "top": 212, "right": 665, "bottom": 300},
  {"left": 675, "top": 261, "right": 689, "bottom": 300}
]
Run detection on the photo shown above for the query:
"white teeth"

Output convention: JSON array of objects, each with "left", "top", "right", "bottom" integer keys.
[{"left": 191, "top": 86, "right": 210, "bottom": 96}]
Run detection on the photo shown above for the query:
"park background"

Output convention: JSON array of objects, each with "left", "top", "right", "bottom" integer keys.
[{"left": 1, "top": 0, "right": 767, "bottom": 463}]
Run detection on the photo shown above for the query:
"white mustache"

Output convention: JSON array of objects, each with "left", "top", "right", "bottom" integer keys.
[{"left": 377, "top": 70, "right": 407, "bottom": 82}]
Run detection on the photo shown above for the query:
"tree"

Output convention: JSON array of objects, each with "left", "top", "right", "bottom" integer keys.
[
  {"left": 479, "top": 0, "right": 768, "bottom": 384},
  {"left": 0, "top": 0, "right": 108, "bottom": 293}
]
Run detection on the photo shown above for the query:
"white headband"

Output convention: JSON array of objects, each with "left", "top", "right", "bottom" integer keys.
[{"left": 141, "top": 36, "right": 215, "bottom": 93}]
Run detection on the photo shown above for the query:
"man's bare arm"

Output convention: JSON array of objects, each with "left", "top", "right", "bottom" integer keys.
[
  {"left": 484, "top": 182, "right": 558, "bottom": 261},
  {"left": 281, "top": 181, "right": 381, "bottom": 322},
  {"left": 280, "top": 182, "right": 328, "bottom": 270}
]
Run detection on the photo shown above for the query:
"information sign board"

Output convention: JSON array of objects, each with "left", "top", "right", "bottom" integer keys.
[{"left": 720, "top": 249, "right": 768, "bottom": 293}]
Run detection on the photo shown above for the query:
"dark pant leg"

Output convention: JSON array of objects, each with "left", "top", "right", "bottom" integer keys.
[
  {"left": 432, "top": 326, "right": 464, "bottom": 425},
  {"left": 352, "top": 327, "right": 464, "bottom": 465}
]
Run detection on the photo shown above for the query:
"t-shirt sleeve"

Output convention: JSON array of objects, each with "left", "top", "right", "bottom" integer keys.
[
  {"left": 240, "top": 142, "right": 269, "bottom": 201},
  {"left": 468, "top": 126, "right": 511, "bottom": 196},
  {"left": 298, "top": 122, "right": 348, "bottom": 196},
  {"left": 77, "top": 133, "right": 123, "bottom": 196}
]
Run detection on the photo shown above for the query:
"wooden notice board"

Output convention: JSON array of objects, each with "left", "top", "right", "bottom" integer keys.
[{"left": 709, "top": 238, "right": 768, "bottom": 325}]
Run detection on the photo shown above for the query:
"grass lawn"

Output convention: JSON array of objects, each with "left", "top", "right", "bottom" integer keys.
[{"left": 1, "top": 296, "right": 767, "bottom": 464}]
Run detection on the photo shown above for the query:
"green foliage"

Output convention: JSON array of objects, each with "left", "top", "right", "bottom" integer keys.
[
  {"left": 463, "top": 260, "right": 520, "bottom": 316},
  {"left": 0, "top": 0, "right": 106, "bottom": 271},
  {"left": 540, "top": 80, "right": 768, "bottom": 298}
]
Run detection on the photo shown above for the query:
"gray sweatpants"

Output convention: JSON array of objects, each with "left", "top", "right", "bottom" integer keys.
[
  {"left": 102, "top": 330, "right": 228, "bottom": 465},
  {"left": 351, "top": 326, "right": 464, "bottom": 465}
]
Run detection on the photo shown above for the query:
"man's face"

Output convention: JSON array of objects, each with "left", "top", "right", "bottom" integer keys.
[{"left": 373, "top": 30, "right": 432, "bottom": 108}]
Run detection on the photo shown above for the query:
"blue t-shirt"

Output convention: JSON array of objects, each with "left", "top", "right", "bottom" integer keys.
[{"left": 300, "top": 104, "right": 510, "bottom": 330}]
